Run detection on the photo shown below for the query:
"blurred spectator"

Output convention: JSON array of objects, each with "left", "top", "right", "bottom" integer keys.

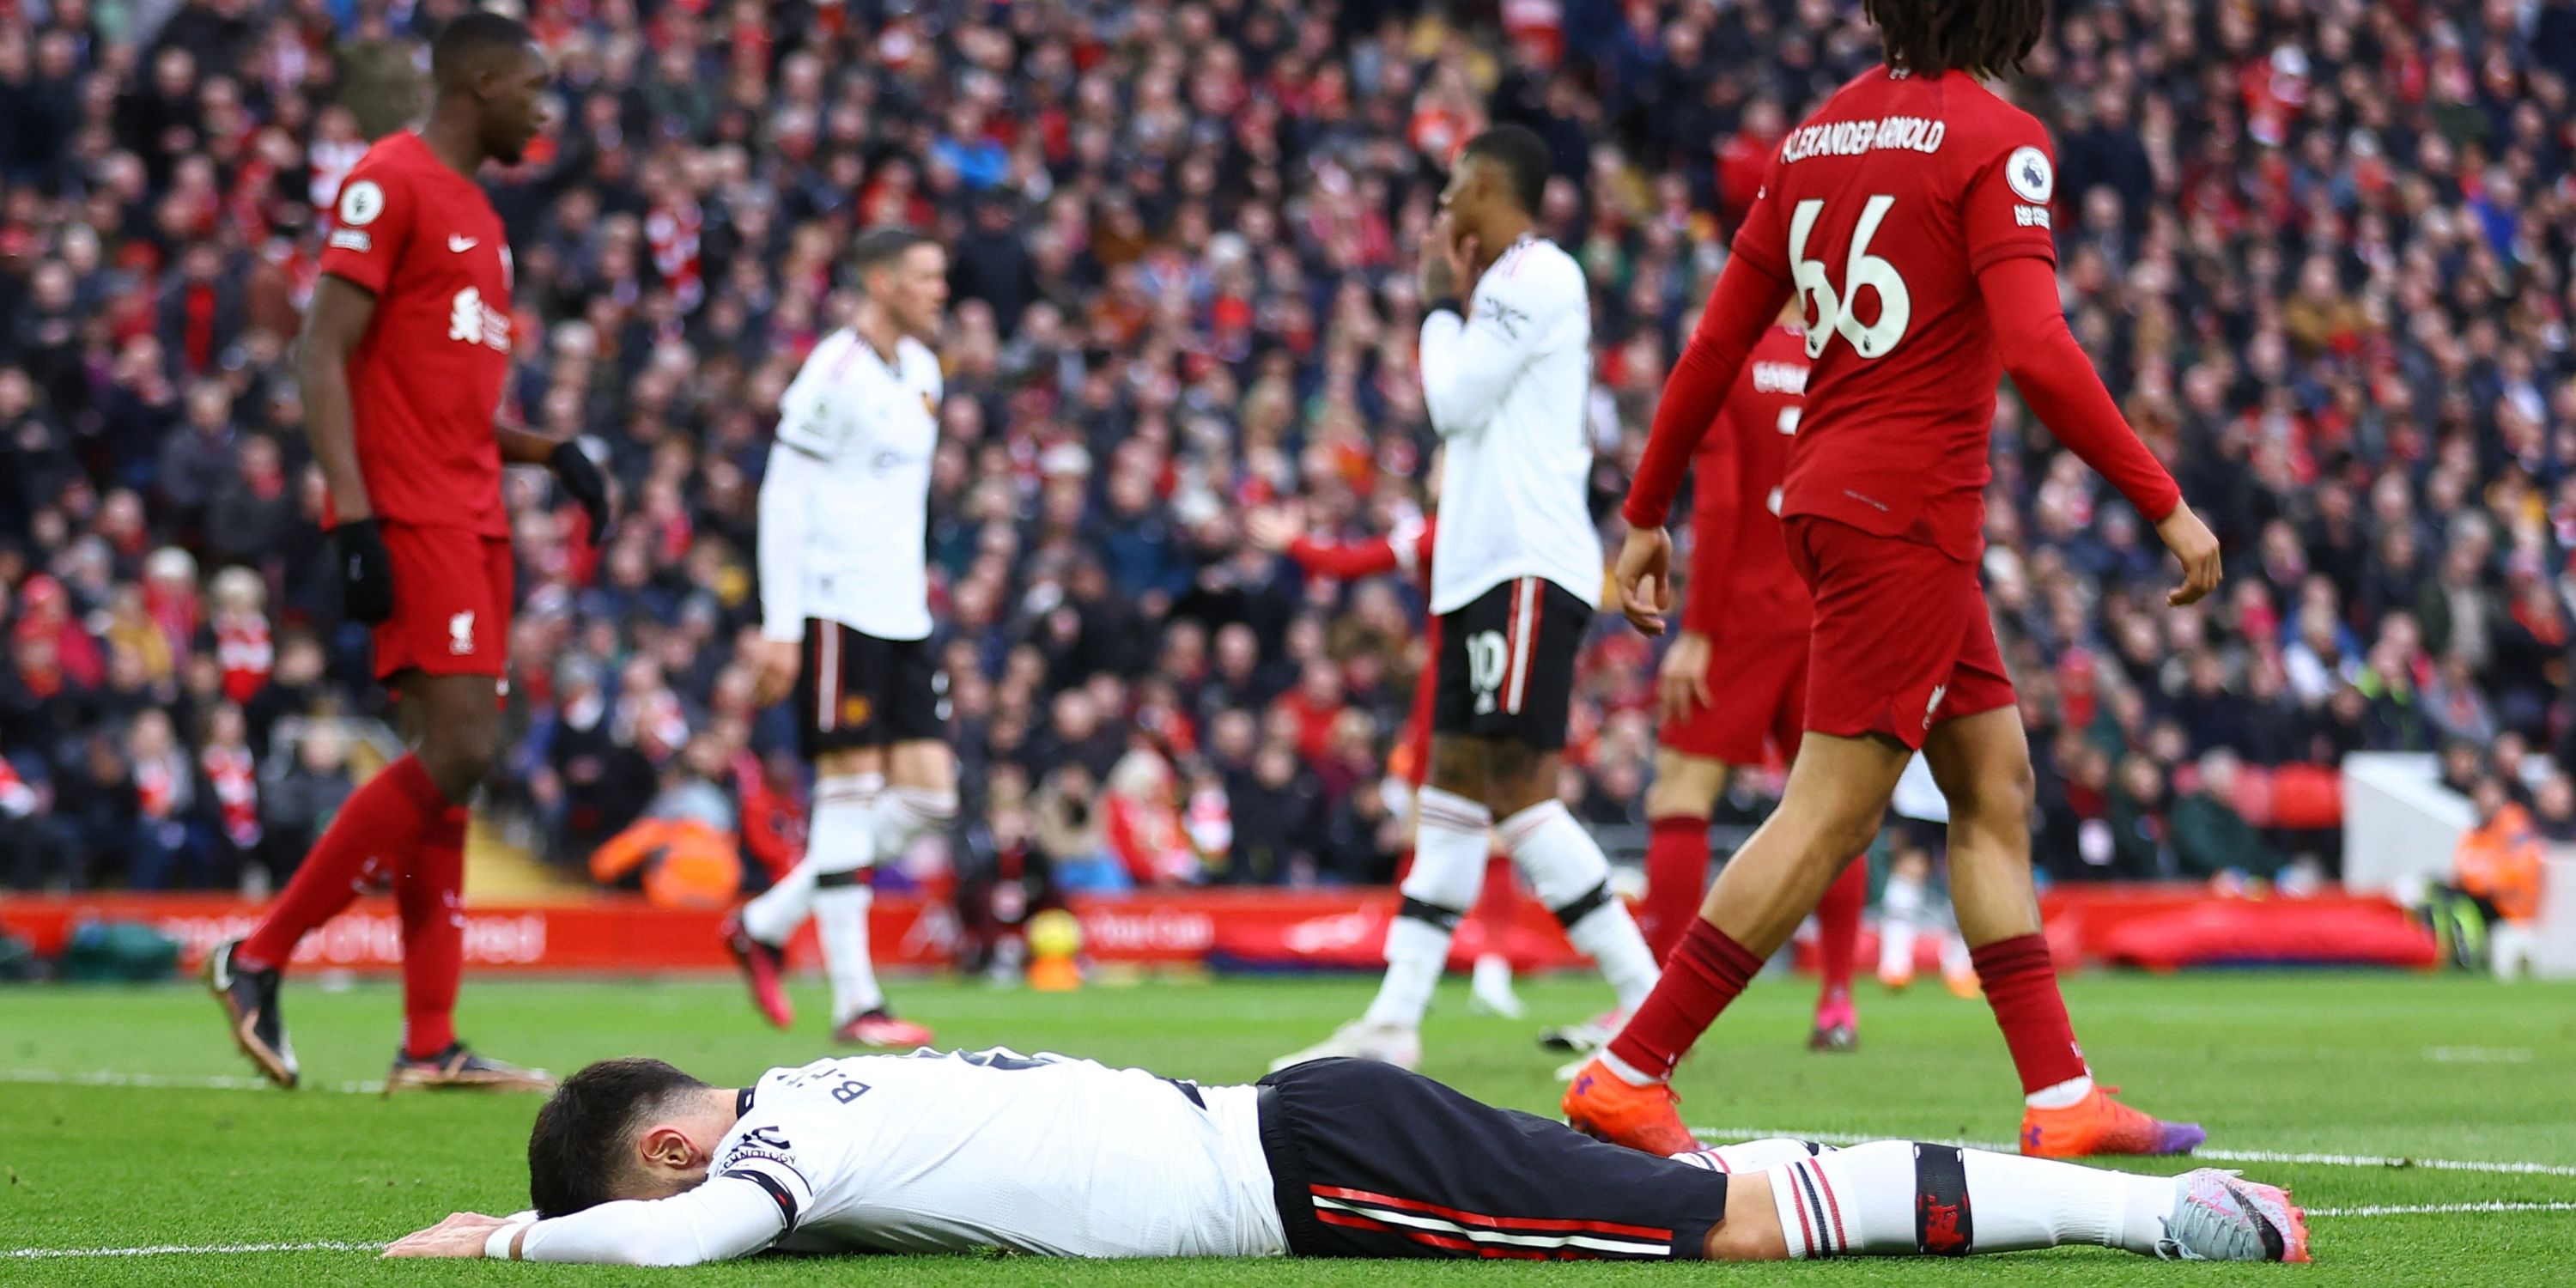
[
  {"left": 3, "top": 0, "right": 2573, "bottom": 894},
  {"left": 2170, "top": 751, "right": 2277, "bottom": 881}
]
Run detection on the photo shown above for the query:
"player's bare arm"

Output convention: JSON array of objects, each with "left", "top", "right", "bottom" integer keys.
[
  {"left": 300, "top": 273, "right": 396, "bottom": 624},
  {"left": 1974, "top": 254, "right": 2217, "bottom": 606},
  {"left": 1618, "top": 254, "right": 1795, "bottom": 635}
]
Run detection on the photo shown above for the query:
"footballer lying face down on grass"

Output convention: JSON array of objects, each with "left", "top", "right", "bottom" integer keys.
[{"left": 385, "top": 1048, "right": 2310, "bottom": 1265}]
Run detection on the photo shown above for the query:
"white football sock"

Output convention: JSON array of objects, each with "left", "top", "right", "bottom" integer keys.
[
  {"left": 808, "top": 775, "right": 887, "bottom": 1023},
  {"left": 738, "top": 774, "right": 880, "bottom": 945},
  {"left": 815, "top": 879, "right": 883, "bottom": 1023},
  {"left": 2026, "top": 1074, "right": 2096, "bottom": 1109},
  {"left": 873, "top": 785, "right": 958, "bottom": 857},
  {"left": 1501, "top": 800, "right": 1657, "bottom": 1011},
  {"left": 1765, "top": 1140, "right": 2172, "bottom": 1258},
  {"left": 1362, "top": 786, "right": 1488, "bottom": 1030}
]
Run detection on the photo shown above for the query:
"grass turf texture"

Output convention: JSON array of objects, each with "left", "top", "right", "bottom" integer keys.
[{"left": 3, "top": 971, "right": 2572, "bottom": 1285}]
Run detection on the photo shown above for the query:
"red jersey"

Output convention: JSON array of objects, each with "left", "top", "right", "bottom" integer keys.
[
  {"left": 1682, "top": 325, "right": 1812, "bottom": 637},
  {"left": 1729, "top": 69, "right": 2062, "bottom": 562},
  {"left": 316, "top": 131, "right": 513, "bottom": 536}
]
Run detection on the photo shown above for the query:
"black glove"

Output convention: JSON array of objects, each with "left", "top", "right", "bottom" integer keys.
[
  {"left": 333, "top": 518, "right": 396, "bottom": 625},
  {"left": 550, "top": 439, "right": 614, "bottom": 545}
]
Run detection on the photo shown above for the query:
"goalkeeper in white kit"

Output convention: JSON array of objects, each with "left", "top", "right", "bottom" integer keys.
[{"left": 386, "top": 1051, "right": 2308, "bottom": 1264}]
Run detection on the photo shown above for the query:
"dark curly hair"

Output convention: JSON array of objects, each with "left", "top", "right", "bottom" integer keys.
[{"left": 1865, "top": 0, "right": 2048, "bottom": 80}]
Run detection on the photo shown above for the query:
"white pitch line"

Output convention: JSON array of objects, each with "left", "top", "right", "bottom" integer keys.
[
  {"left": 1689, "top": 1126, "right": 2576, "bottom": 1178},
  {"left": 5, "top": 1241, "right": 382, "bottom": 1260},
  {"left": 2308, "top": 1202, "right": 2576, "bottom": 1218},
  {"left": 0, "top": 1069, "right": 386, "bottom": 1095}
]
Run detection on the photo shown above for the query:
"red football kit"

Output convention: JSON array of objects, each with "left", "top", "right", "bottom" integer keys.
[
  {"left": 1628, "top": 68, "right": 2179, "bottom": 750},
  {"left": 317, "top": 131, "right": 516, "bottom": 680},
  {"left": 1596, "top": 69, "right": 2195, "bottom": 1122},
  {"left": 1660, "top": 324, "right": 1813, "bottom": 765}
]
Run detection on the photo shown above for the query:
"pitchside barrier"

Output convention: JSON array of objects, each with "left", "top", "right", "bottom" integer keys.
[{"left": 0, "top": 882, "right": 2436, "bottom": 977}]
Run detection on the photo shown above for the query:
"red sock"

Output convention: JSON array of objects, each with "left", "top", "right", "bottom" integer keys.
[
  {"left": 1640, "top": 815, "right": 1710, "bottom": 963},
  {"left": 240, "top": 756, "right": 449, "bottom": 971},
  {"left": 1813, "top": 857, "right": 1866, "bottom": 1003},
  {"left": 1606, "top": 919, "right": 1765, "bottom": 1080},
  {"left": 1969, "top": 933, "right": 2089, "bottom": 1094},
  {"left": 398, "top": 805, "right": 469, "bottom": 1060}
]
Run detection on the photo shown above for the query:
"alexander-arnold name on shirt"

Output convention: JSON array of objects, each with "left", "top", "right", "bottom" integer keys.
[{"left": 1779, "top": 114, "right": 1947, "bottom": 164}]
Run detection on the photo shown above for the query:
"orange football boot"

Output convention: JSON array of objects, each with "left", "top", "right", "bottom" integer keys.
[
  {"left": 2021, "top": 1085, "right": 2205, "bottom": 1157},
  {"left": 1560, "top": 1057, "right": 1702, "bottom": 1157}
]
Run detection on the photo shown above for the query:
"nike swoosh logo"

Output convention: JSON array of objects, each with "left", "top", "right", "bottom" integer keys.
[{"left": 448, "top": 235, "right": 478, "bottom": 252}]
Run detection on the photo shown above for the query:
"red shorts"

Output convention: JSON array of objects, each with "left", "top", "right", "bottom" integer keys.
[
  {"left": 371, "top": 524, "right": 513, "bottom": 681},
  {"left": 1657, "top": 618, "right": 1808, "bottom": 765},
  {"left": 1784, "top": 516, "right": 2014, "bottom": 750}
]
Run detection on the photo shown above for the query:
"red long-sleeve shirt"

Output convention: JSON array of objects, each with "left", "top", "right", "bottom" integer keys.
[{"left": 1625, "top": 68, "right": 2180, "bottom": 559}]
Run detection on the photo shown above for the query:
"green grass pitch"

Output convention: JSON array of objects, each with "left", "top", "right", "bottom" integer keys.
[{"left": 3, "top": 970, "right": 2572, "bottom": 1285}]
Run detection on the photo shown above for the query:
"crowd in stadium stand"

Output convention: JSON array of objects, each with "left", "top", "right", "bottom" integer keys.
[{"left": 5, "top": 0, "right": 2576, "bottom": 900}]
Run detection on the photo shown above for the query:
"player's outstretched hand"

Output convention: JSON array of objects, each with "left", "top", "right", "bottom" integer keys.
[
  {"left": 1243, "top": 502, "right": 1303, "bottom": 553},
  {"left": 383, "top": 1211, "right": 509, "bottom": 1259},
  {"left": 1657, "top": 629, "right": 1715, "bottom": 723},
  {"left": 2154, "top": 501, "right": 2222, "bottom": 606},
  {"left": 550, "top": 439, "right": 614, "bottom": 545},
  {"left": 333, "top": 519, "right": 396, "bottom": 626},
  {"left": 1614, "top": 526, "right": 1674, "bottom": 635}
]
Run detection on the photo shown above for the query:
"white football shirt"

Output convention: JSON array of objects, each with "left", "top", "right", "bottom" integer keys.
[
  {"left": 758, "top": 328, "right": 941, "bottom": 642},
  {"left": 506, "top": 1050, "right": 1286, "bottom": 1266},
  {"left": 1420, "top": 236, "right": 1602, "bottom": 615}
]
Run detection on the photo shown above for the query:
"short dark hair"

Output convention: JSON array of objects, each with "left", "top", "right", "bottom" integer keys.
[
  {"left": 1865, "top": 0, "right": 2046, "bottom": 80},
  {"left": 852, "top": 227, "right": 937, "bottom": 275},
  {"left": 526, "top": 1058, "right": 709, "bottom": 1219},
  {"left": 431, "top": 11, "right": 536, "bottom": 90},
  {"left": 1460, "top": 125, "right": 1551, "bottom": 216}
]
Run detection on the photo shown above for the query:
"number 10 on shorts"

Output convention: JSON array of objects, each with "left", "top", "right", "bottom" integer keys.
[{"left": 1466, "top": 629, "right": 1508, "bottom": 714}]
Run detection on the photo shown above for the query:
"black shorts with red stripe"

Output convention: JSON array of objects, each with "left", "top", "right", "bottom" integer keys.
[
  {"left": 794, "top": 619, "right": 948, "bottom": 760},
  {"left": 1255, "top": 1058, "right": 1728, "bottom": 1261},
  {"left": 1431, "top": 576, "right": 1590, "bottom": 750}
]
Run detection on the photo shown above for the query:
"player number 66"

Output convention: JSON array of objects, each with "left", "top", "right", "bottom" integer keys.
[{"left": 1789, "top": 195, "right": 1911, "bottom": 361}]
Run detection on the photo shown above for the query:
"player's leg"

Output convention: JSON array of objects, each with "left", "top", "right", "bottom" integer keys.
[
  {"left": 1923, "top": 704, "right": 2201, "bottom": 1156},
  {"left": 827, "top": 737, "right": 951, "bottom": 1048},
  {"left": 1711, "top": 1141, "right": 2305, "bottom": 1262},
  {"left": 1640, "top": 749, "right": 1728, "bottom": 963},
  {"left": 1274, "top": 592, "right": 1504, "bottom": 1070},
  {"left": 1484, "top": 738, "right": 1658, "bottom": 1047},
  {"left": 817, "top": 635, "right": 951, "bottom": 1046},
  {"left": 1257, "top": 1057, "right": 1733, "bottom": 1261},
  {"left": 729, "top": 621, "right": 872, "bottom": 1026},
  {"left": 1273, "top": 737, "right": 1484, "bottom": 1071},
  {"left": 1807, "top": 856, "right": 1866, "bottom": 1049},
  {"left": 1260, "top": 1060, "right": 2306, "bottom": 1263},
  {"left": 1768, "top": 660, "right": 1867, "bottom": 1049},
  {"left": 381, "top": 659, "right": 551, "bottom": 1091},
  {"left": 1461, "top": 579, "right": 1656, "bottom": 1044},
  {"left": 1562, "top": 730, "right": 1908, "bottom": 1152},
  {"left": 210, "top": 527, "right": 496, "bottom": 1087}
]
